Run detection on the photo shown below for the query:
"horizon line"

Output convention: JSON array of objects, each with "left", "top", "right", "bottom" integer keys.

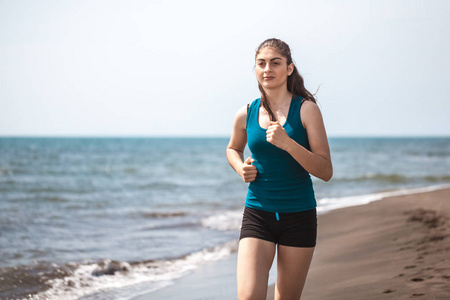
[{"left": 1, "top": 134, "right": 449, "bottom": 139}]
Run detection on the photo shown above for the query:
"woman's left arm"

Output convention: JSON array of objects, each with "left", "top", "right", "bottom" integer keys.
[{"left": 266, "top": 101, "right": 333, "bottom": 181}]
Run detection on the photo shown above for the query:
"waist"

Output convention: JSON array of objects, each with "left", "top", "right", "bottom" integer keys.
[
  {"left": 246, "top": 175, "right": 316, "bottom": 212},
  {"left": 249, "top": 175, "right": 313, "bottom": 195},
  {"left": 252, "top": 171, "right": 311, "bottom": 186}
]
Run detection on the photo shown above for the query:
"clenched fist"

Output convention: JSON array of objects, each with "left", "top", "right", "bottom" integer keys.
[
  {"left": 241, "top": 157, "right": 258, "bottom": 182},
  {"left": 266, "top": 121, "right": 291, "bottom": 151}
]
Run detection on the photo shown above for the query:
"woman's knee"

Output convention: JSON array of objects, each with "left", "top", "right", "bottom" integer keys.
[{"left": 238, "top": 287, "right": 267, "bottom": 300}]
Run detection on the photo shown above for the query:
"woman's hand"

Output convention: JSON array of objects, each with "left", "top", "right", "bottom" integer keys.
[
  {"left": 266, "top": 121, "right": 292, "bottom": 151},
  {"left": 241, "top": 157, "right": 257, "bottom": 182}
]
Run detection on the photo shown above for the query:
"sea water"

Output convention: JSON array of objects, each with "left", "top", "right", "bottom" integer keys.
[{"left": 0, "top": 137, "right": 449, "bottom": 299}]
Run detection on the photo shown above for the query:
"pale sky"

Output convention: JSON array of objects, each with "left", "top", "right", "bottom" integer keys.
[{"left": 1, "top": 0, "right": 449, "bottom": 137}]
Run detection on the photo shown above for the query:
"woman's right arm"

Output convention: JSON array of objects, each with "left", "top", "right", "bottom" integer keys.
[{"left": 226, "top": 105, "right": 257, "bottom": 182}]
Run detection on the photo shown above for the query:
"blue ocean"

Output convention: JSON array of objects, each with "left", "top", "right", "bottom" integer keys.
[{"left": 1, "top": 137, "right": 449, "bottom": 299}]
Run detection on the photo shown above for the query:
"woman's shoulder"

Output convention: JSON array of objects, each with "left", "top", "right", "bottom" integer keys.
[
  {"left": 233, "top": 98, "right": 260, "bottom": 128},
  {"left": 233, "top": 103, "right": 250, "bottom": 126},
  {"left": 300, "top": 99, "right": 319, "bottom": 109},
  {"left": 300, "top": 100, "right": 323, "bottom": 127},
  {"left": 234, "top": 104, "right": 248, "bottom": 119}
]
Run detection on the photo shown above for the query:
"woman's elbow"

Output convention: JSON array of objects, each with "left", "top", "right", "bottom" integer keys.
[{"left": 320, "top": 165, "right": 333, "bottom": 182}]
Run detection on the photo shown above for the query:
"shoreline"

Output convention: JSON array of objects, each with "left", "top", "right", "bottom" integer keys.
[
  {"left": 267, "top": 186, "right": 450, "bottom": 299},
  {"left": 8, "top": 185, "right": 449, "bottom": 299}
]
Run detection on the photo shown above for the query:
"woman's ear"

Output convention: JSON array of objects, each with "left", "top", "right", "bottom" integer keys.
[{"left": 288, "top": 63, "right": 294, "bottom": 76}]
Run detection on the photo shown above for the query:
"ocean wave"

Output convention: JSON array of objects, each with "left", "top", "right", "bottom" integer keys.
[
  {"left": 408, "top": 150, "right": 450, "bottom": 158},
  {"left": 141, "top": 211, "right": 187, "bottom": 218},
  {"left": 424, "top": 175, "right": 450, "bottom": 182},
  {"left": 12, "top": 241, "right": 238, "bottom": 300},
  {"left": 330, "top": 173, "right": 408, "bottom": 183},
  {"left": 0, "top": 167, "right": 14, "bottom": 177},
  {"left": 317, "top": 184, "right": 450, "bottom": 214},
  {"left": 42, "top": 196, "right": 69, "bottom": 203},
  {"left": 123, "top": 167, "right": 138, "bottom": 174},
  {"left": 138, "top": 182, "right": 180, "bottom": 190},
  {"left": 141, "top": 221, "right": 200, "bottom": 231},
  {"left": 201, "top": 210, "right": 243, "bottom": 231},
  {"left": 0, "top": 262, "right": 76, "bottom": 300},
  {"left": 331, "top": 173, "right": 450, "bottom": 183},
  {"left": 26, "top": 187, "right": 92, "bottom": 194},
  {"left": 138, "top": 178, "right": 223, "bottom": 190}
]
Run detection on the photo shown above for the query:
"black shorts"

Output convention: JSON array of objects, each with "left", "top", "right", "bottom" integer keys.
[{"left": 239, "top": 206, "right": 317, "bottom": 248}]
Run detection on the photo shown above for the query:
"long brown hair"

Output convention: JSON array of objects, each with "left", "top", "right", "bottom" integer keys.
[{"left": 255, "top": 38, "right": 317, "bottom": 121}]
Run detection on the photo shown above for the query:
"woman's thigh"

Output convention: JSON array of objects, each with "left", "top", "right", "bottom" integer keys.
[
  {"left": 275, "top": 245, "right": 315, "bottom": 300},
  {"left": 237, "top": 237, "right": 276, "bottom": 300}
]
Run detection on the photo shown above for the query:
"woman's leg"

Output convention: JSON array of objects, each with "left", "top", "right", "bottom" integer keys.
[
  {"left": 237, "top": 237, "right": 276, "bottom": 300},
  {"left": 274, "top": 245, "right": 315, "bottom": 300}
]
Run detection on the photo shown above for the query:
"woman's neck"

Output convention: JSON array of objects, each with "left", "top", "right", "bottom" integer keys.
[{"left": 264, "top": 88, "right": 292, "bottom": 109}]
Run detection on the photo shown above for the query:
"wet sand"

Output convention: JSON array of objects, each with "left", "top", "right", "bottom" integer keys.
[{"left": 267, "top": 187, "right": 450, "bottom": 299}]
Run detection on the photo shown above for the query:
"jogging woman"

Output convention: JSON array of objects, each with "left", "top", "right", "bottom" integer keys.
[{"left": 226, "top": 38, "right": 333, "bottom": 300}]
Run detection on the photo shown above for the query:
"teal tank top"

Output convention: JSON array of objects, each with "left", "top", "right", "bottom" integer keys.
[{"left": 245, "top": 96, "right": 316, "bottom": 213}]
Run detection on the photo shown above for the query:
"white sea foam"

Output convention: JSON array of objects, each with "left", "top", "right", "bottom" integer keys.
[
  {"left": 317, "top": 183, "right": 450, "bottom": 214},
  {"left": 201, "top": 209, "right": 243, "bottom": 231},
  {"left": 28, "top": 240, "right": 238, "bottom": 300}
]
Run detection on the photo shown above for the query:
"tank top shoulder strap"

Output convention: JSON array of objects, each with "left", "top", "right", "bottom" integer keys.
[
  {"left": 246, "top": 98, "right": 261, "bottom": 127},
  {"left": 287, "top": 95, "right": 305, "bottom": 129}
]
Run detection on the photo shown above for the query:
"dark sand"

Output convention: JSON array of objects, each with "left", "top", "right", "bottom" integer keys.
[{"left": 267, "top": 187, "right": 450, "bottom": 300}]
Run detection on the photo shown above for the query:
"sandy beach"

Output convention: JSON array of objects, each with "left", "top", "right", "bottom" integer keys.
[
  {"left": 266, "top": 187, "right": 450, "bottom": 299},
  {"left": 128, "top": 186, "right": 450, "bottom": 300}
]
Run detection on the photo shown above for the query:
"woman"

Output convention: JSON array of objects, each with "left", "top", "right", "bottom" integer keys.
[{"left": 226, "top": 38, "right": 332, "bottom": 300}]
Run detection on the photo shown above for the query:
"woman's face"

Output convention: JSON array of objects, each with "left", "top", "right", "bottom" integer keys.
[{"left": 255, "top": 47, "right": 294, "bottom": 91}]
